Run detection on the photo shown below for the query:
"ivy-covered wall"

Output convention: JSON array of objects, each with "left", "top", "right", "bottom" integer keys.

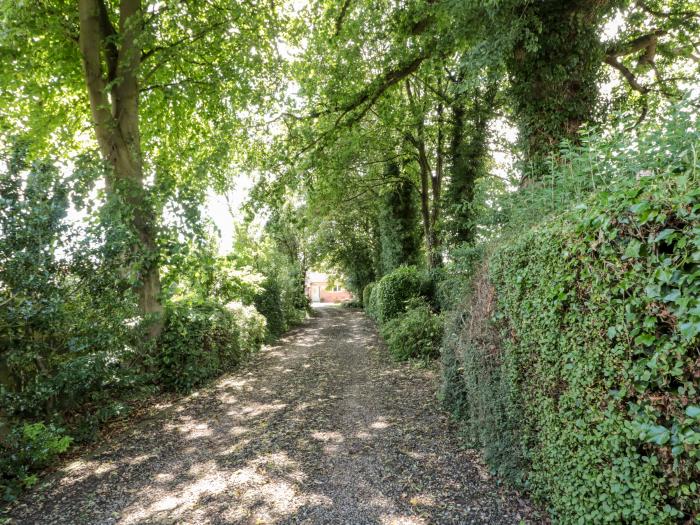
[{"left": 442, "top": 171, "right": 700, "bottom": 522}]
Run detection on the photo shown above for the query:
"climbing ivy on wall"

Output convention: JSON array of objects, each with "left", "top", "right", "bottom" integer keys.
[{"left": 441, "top": 109, "right": 700, "bottom": 522}]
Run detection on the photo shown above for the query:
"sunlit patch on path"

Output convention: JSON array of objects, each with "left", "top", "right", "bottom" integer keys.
[{"left": 5, "top": 306, "right": 538, "bottom": 524}]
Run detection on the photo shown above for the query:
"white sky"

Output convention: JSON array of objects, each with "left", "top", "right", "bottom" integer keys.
[{"left": 204, "top": 176, "right": 255, "bottom": 255}]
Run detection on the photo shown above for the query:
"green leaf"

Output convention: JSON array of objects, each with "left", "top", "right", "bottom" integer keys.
[
  {"left": 622, "top": 239, "right": 642, "bottom": 259},
  {"left": 686, "top": 406, "right": 700, "bottom": 419},
  {"left": 646, "top": 425, "right": 670, "bottom": 445},
  {"left": 654, "top": 229, "right": 675, "bottom": 242},
  {"left": 634, "top": 333, "right": 656, "bottom": 346},
  {"left": 680, "top": 322, "right": 700, "bottom": 340}
]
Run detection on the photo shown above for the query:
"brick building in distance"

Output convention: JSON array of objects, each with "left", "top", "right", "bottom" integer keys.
[{"left": 304, "top": 271, "right": 353, "bottom": 303}]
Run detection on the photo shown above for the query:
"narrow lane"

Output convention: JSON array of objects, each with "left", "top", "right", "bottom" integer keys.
[{"left": 6, "top": 305, "right": 536, "bottom": 524}]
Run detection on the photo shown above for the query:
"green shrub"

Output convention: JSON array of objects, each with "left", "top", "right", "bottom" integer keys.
[
  {"left": 432, "top": 243, "right": 484, "bottom": 312},
  {"left": 443, "top": 174, "right": 700, "bottom": 523},
  {"left": 253, "top": 276, "right": 286, "bottom": 340},
  {"left": 157, "top": 300, "right": 242, "bottom": 392},
  {"left": 381, "top": 299, "right": 443, "bottom": 360},
  {"left": 374, "top": 266, "right": 422, "bottom": 324},
  {"left": 362, "top": 282, "right": 376, "bottom": 311},
  {"left": 442, "top": 106, "right": 700, "bottom": 523},
  {"left": 1, "top": 422, "right": 72, "bottom": 500},
  {"left": 225, "top": 301, "right": 267, "bottom": 352}
]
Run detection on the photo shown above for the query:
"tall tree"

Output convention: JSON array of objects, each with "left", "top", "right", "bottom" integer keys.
[
  {"left": 378, "top": 163, "right": 422, "bottom": 274},
  {"left": 445, "top": 72, "right": 499, "bottom": 244},
  {"left": 78, "top": 0, "right": 161, "bottom": 330},
  {"left": 1, "top": 0, "right": 280, "bottom": 336}
]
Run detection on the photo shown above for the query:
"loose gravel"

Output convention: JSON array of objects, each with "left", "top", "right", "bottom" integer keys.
[{"left": 5, "top": 305, "right": 541, "bottom": 524}]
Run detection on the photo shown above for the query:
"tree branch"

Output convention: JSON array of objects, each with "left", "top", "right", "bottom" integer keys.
[
  {"left": 636, "top": 0, "right": 699, "bottom": 20},
  {"left": 333, "top": 0, "right": 352, "bottom": 37},
  {"left": 78, "top": 0, "right": 118, "bottom": 160},
  {"left": 604, "top": 55, "right": 649, "bottom": 93},
  {"left": 606, "top": 29, "right": 667, "bottom": 58}
]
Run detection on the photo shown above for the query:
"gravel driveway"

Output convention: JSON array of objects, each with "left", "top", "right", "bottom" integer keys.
[{"left": 5, "top": 305, "right": 539, "bottom": 524}]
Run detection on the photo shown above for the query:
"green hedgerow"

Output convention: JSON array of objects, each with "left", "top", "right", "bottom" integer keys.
[
  {"left": 381, "top": 299, "right": 443, "bottom": 360},
  {"left": 253, "top": 276, "right": 286, "bottom": 340},
  {"left": 157, "top": 300, "right": 242, "bottom": 392},
  {"left": 363, "top": 282, "right": 376, "bottom": 313},
  {"left": 444, "top": 172, "right": 700, "bottom": 523},
  {"left": 441, "top": 104, "right": 700, "bottom": 523},
  {"left": 374, "top": 266, "right": 422, "bottom": 324}
]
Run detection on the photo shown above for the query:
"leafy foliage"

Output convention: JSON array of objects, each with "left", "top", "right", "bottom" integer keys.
[
  {"left": 381, "top": 299, "right": 443, "bottom": 360},
  {"left": 378, "top": 172, "right": 422, "bottom": 274},
  {"left": 442, "top": 110, "right": 700, "bottom": 522},
  {"left": 362, "top": 283, "right": 376, "bottom": 312},
  {"left": 1, "top": 422, "right": 72, "bottom": 501},
  {"left": 372, "top": 266, "right": 423, "bottom": 324},
  {"left": 253, "top": 276, "right": 289, "bottom": 341},
  {"left": 156, "top": 300, "right": 265, "bottom": 393}
]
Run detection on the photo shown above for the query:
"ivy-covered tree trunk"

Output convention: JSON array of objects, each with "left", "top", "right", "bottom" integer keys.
[
  {"left": 446, "top": 80, "right": 496, "bottom": 244},
  {"left": 78, "top": 0, "right": 163, "bottom": 336},
  {"left": 507, "top": 1, "right": 612, "bottom": 182},
  {"left": 379, "top": 163, "right": 421, "bottom": 274},
  {"left": 404, "top": 79, "right": 443, "bottom": 269}
]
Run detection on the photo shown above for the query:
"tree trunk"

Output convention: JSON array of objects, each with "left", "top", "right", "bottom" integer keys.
[
  {"left": 507, "top": 1, "right": 612, "bottom": 183},
  {"left": 446, "top": 79, "right": 496, "bottom": 244},
  {"left": 405, "top": 79, "right": 441, "bottom": 270},
  {"left": 79, "top": 0, "right": 163, "bottom": 337}
]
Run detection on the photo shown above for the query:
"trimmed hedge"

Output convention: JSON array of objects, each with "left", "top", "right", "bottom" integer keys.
[
  {"left": 373, "top": 266, "right": 422, "bottom": 323},
  {"left": 362, "top": 282, "right": 376, "bottom": 311},
  {"left": 441, "top": 173, "right": 700, "bottom": 523},
  {"left": 157, "top": 299, "right": 265, "bottom": 392},
  {"left": 253, "top": 277, "right": 286, "bottom": 340},
  {"left": 381, "top": 299, "right": 443, "bottom": 360},
  {"left": 364, "top": 268, "right": 443, "bottom": 361}
]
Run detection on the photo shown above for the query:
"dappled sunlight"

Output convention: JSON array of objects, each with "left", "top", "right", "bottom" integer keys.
[
  {"left": 7, "top": 306, "right": 532, "bottom": 524},
  {"left": 370, "top": 417, "right": 391, "bottom": 430},
  {"left": 229, "top": 401, "right": 288, "bottom": 418},
  {"left": 380, "top": 514, "right": 427, "bottom": 525},
  {"left": 311, "top": 430, "right": 344, "bottom": 443}
]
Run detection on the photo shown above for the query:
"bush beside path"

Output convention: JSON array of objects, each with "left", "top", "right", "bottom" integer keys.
[{"left": 4, "top": 306, "right": 537, "bottom": 524}]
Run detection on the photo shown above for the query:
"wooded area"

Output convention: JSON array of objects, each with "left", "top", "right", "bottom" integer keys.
[{"left": 1, "top": 0, "right": 699, "bottom": 522}]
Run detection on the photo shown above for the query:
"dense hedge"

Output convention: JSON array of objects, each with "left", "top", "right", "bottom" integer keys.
[
  {"left": 441, "top": 173, "right": 700, "bottom": 523},
  {"left": 363, "top": 267, "right": 443, "bottom": 361},
  {"left": 372, "top": 266, "right": 422, "bottom": 323},
  {"left": 253, "top": 277, "right": 286, "bottom": 340},
  {"left": 381, "top": 299, "right": 443, "bottom": 360},
  {"left": 253, "top": 275, "right": 308, "bottom": 341},
  {"left": 362, "top": 282, "right": 375, "bottom": 311},
  {"left": 157, "top": 300, "right": 266, "bottom": 393}
]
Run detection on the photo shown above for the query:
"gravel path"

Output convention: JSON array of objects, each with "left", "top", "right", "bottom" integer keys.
[{"left": 5, "top": 305, "right": 539, "bottom": 524}]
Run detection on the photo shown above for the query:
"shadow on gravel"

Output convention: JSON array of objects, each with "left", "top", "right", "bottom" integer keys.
[{"left": 5, "top": 306, "right": 538, "bottom": 525}]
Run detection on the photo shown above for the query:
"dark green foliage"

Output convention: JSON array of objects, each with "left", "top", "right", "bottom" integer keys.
[
  {"left": 0, "top": 422, "right": 72, "bottom": 500},
  {"left": 505, "top": 1, "right": 612, "bottom": 179},
  {"left": 156, "top": 300, "right": 265, "bottom": 393},
  {"left": 254, "top": 277, "right": 287, "bottom": 340},
  {"left": 374, "top": 266, "right": 422, "bottom": 324},
  {"left": 0, "top": 147, "right": 143, "bottom": 434},
  {"left": 441, "top": 111, "right": 700, "bottom": 522},
  {"left": 309, "top": 211, "right": 381, "bottom": 296},
  {"left": 439, "top": 269, "right": 529, "bottom": 485},
  {"left": 378, "top": 167, "right": 422, "bottom": 274},
  {"left": 431, "top": 243, "right": 484, "bottom": 312},
  {"left": 444, "top": 77, "right": 497, "bottom": 244},
  {"left": 381, "top": 299, "right": 443, "bottom": 360},
  {"left": 362, "top": 283, "right": 376, "bottom": 311},
  {"left": 364, "top": 282, "right": 381, "bottom": 321}
]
